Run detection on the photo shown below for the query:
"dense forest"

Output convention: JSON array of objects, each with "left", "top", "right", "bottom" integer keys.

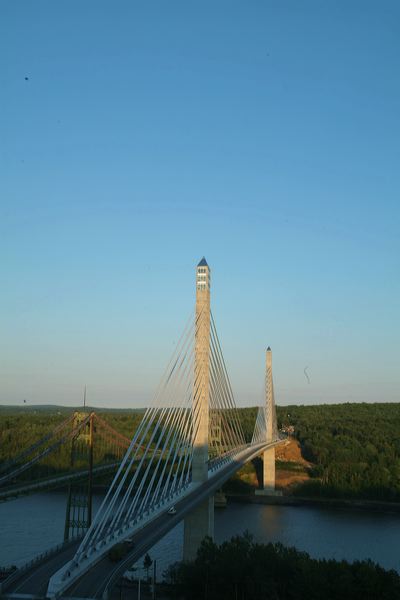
[
  {"left": 162, "top": 534, "right": 400, "bottom": 600},
  {"left": 276, "top": 403, "right": 400, "bottom": 501},
  {"left": 1, "top": 403, "right": 400, "bottom": 501}
]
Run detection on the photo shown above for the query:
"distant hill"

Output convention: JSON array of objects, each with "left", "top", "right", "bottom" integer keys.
[{"left": 0, "top": 404, "right": 147, "bottom": 415}]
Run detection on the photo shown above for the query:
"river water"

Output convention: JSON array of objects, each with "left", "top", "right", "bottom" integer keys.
[{"left": 1, "top": 493, "right": 399, "bottom": 578}]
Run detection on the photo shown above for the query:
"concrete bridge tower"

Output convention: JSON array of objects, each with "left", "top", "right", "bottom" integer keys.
[
  {"left": 256, "top": 347, "right": 281, "bottom": 495},
  {"left": 183, "top": 257, "right": 214, "bottom": 560}
]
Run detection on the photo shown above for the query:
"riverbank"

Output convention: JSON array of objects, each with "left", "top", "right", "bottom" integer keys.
[{"left": 227, "top": 492, "right": 400, "bottom": 513}]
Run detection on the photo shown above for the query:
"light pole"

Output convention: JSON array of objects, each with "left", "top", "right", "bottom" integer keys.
[{"left": 152, "top": 560, "right": 156, "bottom": 600}]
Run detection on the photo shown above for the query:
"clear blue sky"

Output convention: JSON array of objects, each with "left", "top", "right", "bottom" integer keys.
[{"left": 1, "top": 1, "right": 399, "bottom": 408}]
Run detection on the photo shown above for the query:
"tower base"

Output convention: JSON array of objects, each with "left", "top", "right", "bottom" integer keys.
[
  {"left": 183, "top": 497, "right": 214, "bottom": 562},
  {"left": 255, "top": 488, "right": 283, "bottom": 496},
  {"left": 255, "top": 447, "right": 282, "bottom": 496}
]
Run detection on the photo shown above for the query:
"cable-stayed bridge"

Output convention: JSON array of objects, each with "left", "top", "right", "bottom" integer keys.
[{"left": 0, "top": 258, "right": 284, "bottom": 599}]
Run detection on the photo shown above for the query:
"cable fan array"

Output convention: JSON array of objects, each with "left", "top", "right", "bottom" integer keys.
[
  {"left": 71, "top": 307, "right": 246, "bottom": 565},
  {"left": 267, "top": 369, "right": 279, "bottom": 443},
  {"left": 251, "top": 366, "right": 279, "bottom": 445},
  {"left": 208, "top": 312, "right": 246, "bottom": 468}
]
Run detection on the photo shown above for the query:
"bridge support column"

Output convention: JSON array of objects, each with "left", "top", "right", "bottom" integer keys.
[
  {"left": 256, "top": 347, "right": 282, "bottom": 497},
  {"left": 183, "top": 498, "right": 214, "bottom": 561},
  {"left": 256, "top": 448, "right": 281, "bottom": 496},
  {"left": 64, "top": 411, "right": 94, "bottom": 540},
  {"left": 183, "top": 258, "right": 213, "bottom": 561}
]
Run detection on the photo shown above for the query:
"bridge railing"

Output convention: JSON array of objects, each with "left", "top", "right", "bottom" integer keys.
[
  {"left": 0, "top": 462, "right": 122, "bottom": 502},
  {"left": 0, "top": 537, "right": 82, "bottom": 594}
]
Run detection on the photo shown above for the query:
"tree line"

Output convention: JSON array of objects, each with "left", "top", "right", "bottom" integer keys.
[
  {"left": 1, "top": 403, "right": 400, "bottom": 501},
  {"left": 162, "top": 533, "right": 400, "bottom": 600},
  {"left": 276, "top": 403, "right": 400, "bottom": 501}
]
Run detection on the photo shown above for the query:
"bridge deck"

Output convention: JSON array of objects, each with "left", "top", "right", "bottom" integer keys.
[{"left": 0, "top": 464, "right": 121, "bottom": 503}]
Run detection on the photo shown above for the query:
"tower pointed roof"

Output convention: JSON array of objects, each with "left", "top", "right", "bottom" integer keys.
[{"left": 197, "top": 257, "right": 208, "bottom": 267}]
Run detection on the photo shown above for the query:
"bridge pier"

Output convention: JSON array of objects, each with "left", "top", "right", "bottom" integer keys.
[
  {"left": 255, "top": 347, "right": 282, "bottom": 497},
  {"left": 256, "top": 447, "right": 276, "bottom": 493},
  {"left": 183, "top": 498, "right": 214, "bottom": 561}
]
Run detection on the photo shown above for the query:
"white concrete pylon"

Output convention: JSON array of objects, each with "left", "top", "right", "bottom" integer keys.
[
  {"left": 183, "top": 257, "right": 214, "bottom": 560},
  {"left": 266, "top": 347, "right": 273, "bottom": 443},
  {"left": 256, "top": 347, "right": 281, "bottom": 496},
  {"left": 192, "top": 256, "right": 211, "bottom": 483}
]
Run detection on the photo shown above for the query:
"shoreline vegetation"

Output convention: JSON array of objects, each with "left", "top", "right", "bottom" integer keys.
[
  {"left": 223, "top": 435, "right": 400, "bottom": 513},
  {"left": 233, "top": 403, "right": 400, "bottom": 505}
]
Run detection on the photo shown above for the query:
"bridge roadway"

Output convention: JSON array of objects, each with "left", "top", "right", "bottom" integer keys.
[
  {"left": 0, "top": 464, "right": 121, "bottom": 502},
  {"left": 3, "top": 440, "right": 282, "bottom": 600}
]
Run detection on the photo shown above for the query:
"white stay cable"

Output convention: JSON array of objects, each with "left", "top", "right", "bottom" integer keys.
[
  {"left": 209, "top": 350, "right": 237, "bottom": 455},
  {"left": 77, "top": 312, "right": 197, "bottom": 554},
  {"left": 209, "top": 323, "right": 245, "bottom": 450},
  {"left": 210, "top": 315, "right": 245, "bottom": 447}
]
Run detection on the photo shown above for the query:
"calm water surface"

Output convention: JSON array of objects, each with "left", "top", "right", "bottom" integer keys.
[{"left": 1, "top": 493, "right": 399, "bottom": 577}]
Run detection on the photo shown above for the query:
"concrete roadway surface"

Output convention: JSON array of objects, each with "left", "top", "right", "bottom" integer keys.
[
  {"left": 2, "top": 541, "right": 82, "bottom": 598},
  {"left": 3, "top": 441, "right": 281, "bottom": 599}
]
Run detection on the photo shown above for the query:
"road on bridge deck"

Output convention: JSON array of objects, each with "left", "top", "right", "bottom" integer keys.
[{"left": 3, "top": 541, "right": 81, "bottom": 598}]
